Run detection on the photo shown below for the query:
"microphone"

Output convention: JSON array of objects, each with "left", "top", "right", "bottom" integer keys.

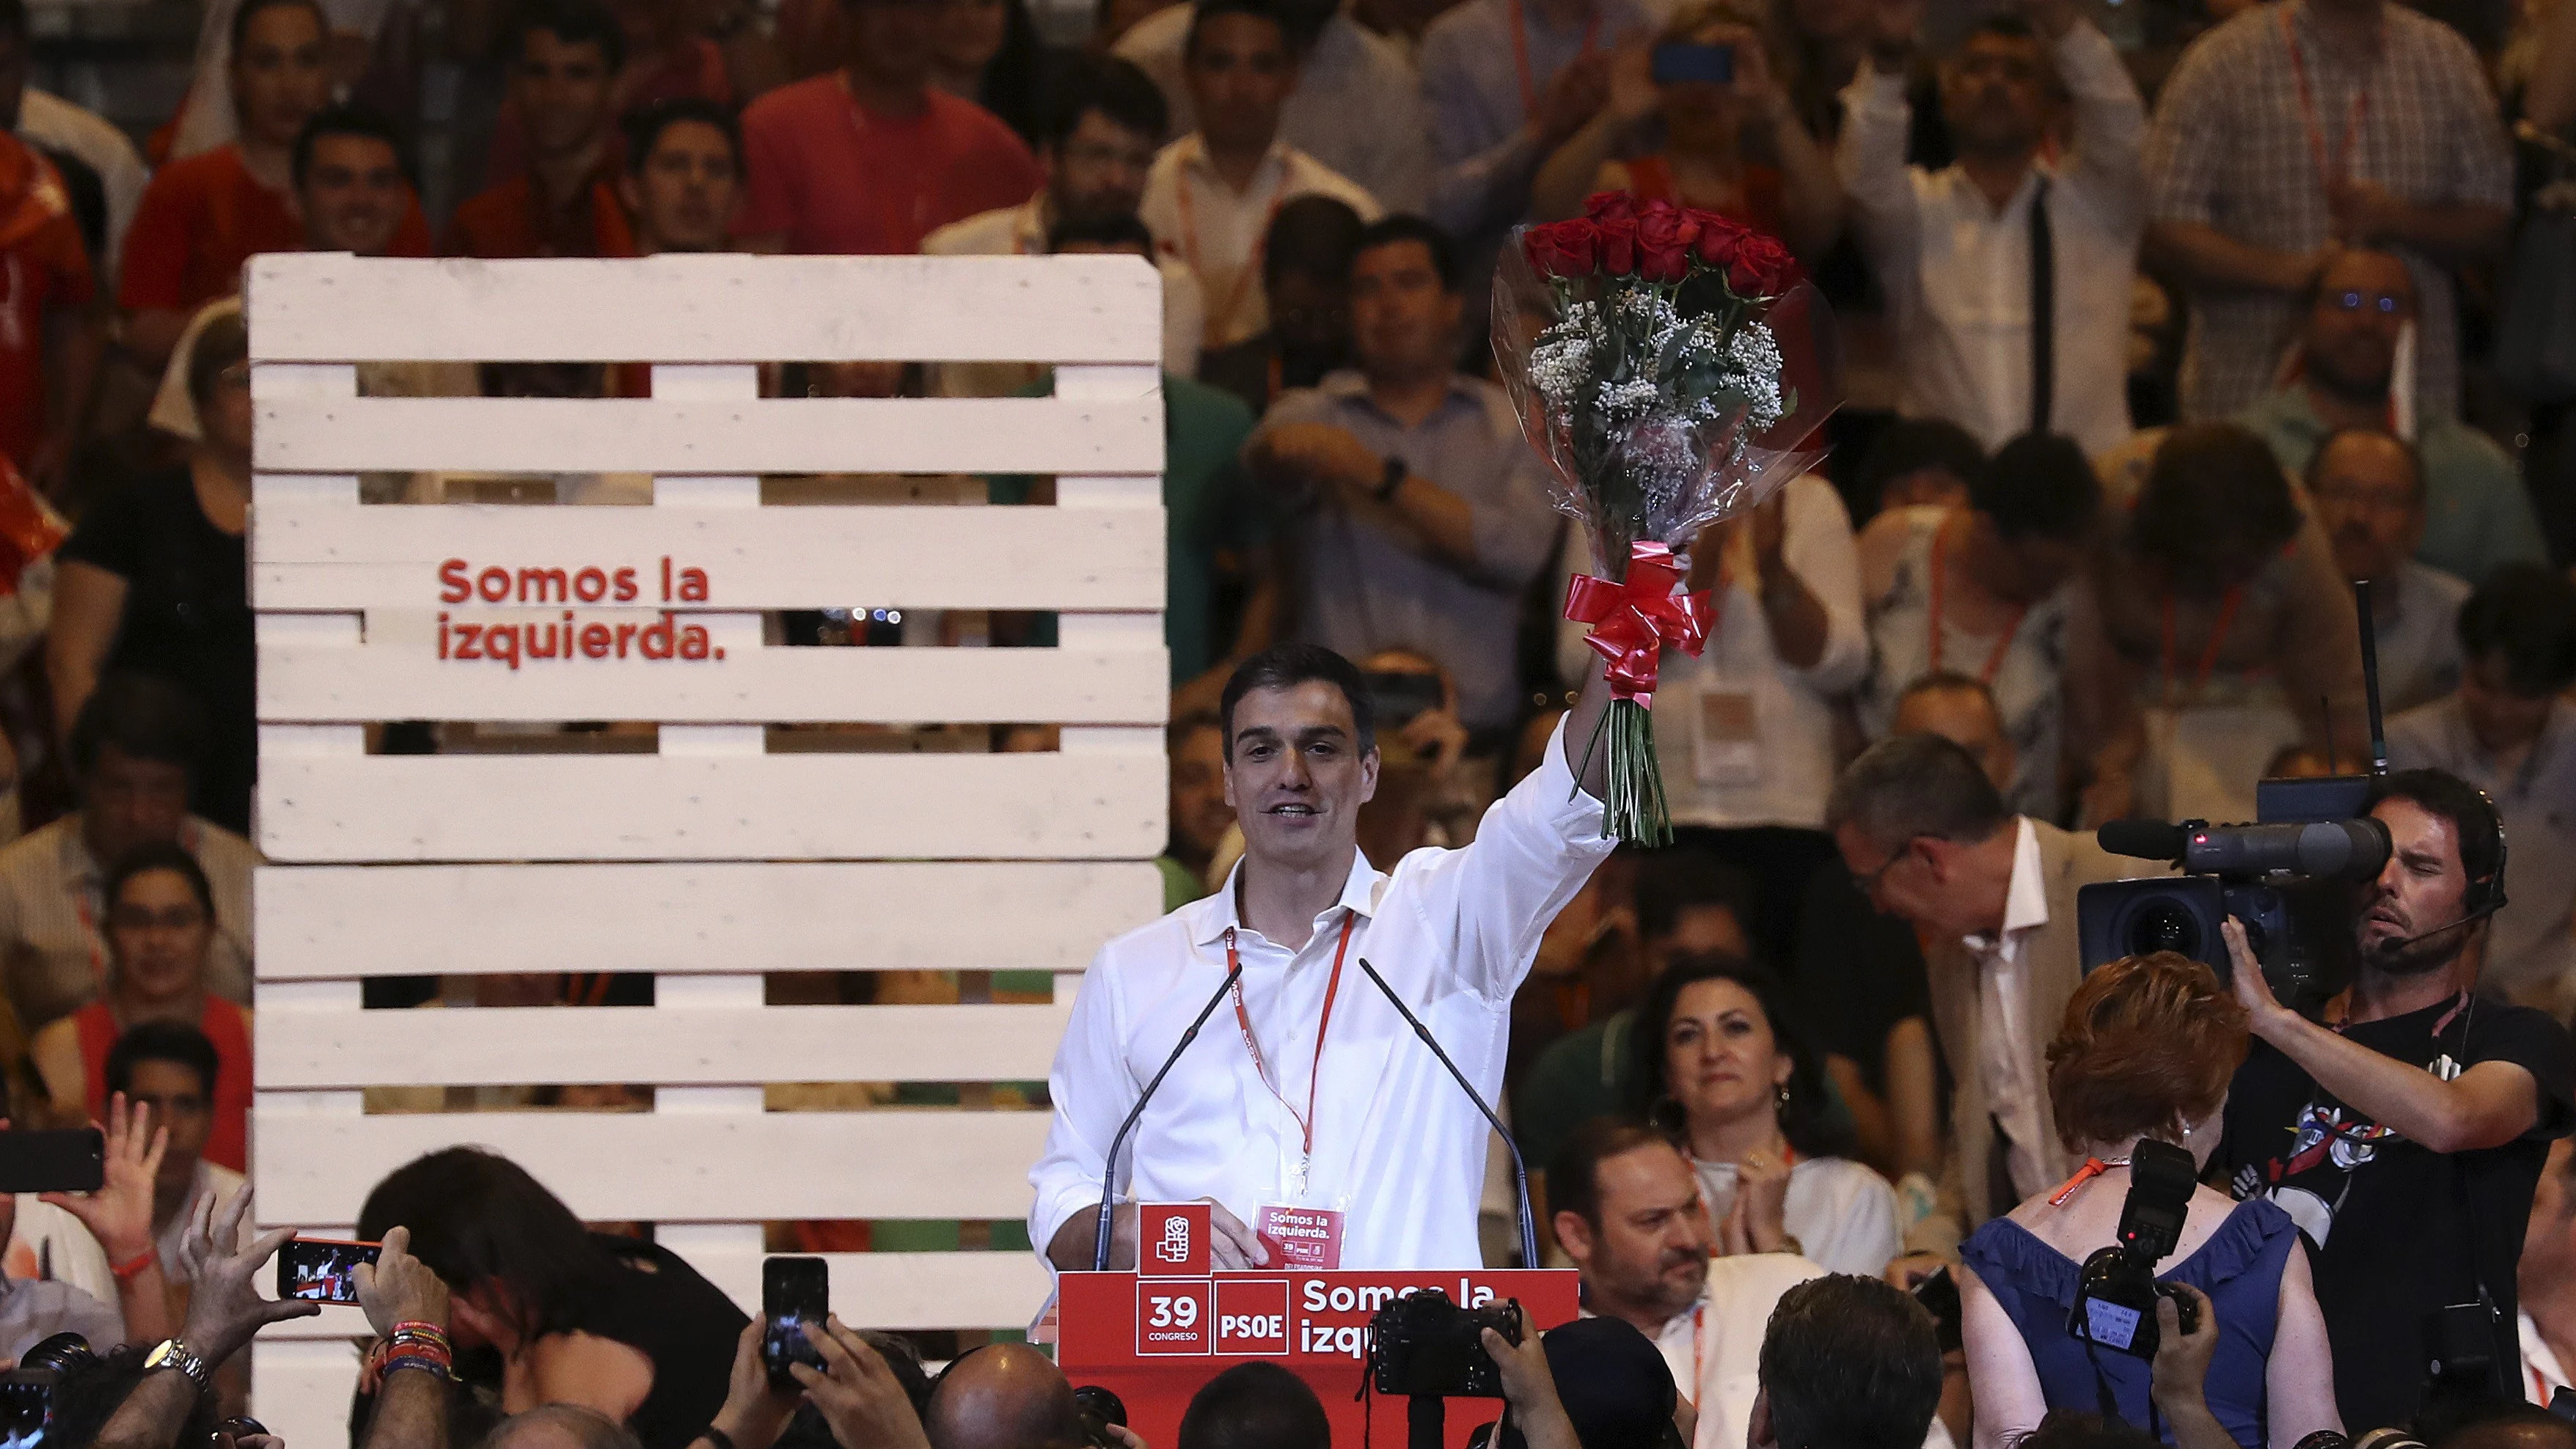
[
  {"left": 1353, "top": 958, "right": 1540, "bottom": 1271},
  {"left": 2098, "top": 819, "right": 2390, "bottom": 880},
  {"left": 2376, "top": 899, "right": 2507, "bottom": 950},
  {"left": 1091, "top": 959, "right": 1245, "bottom": 1273},
  {"left": 2096, "top": 819, "right": 2187, "bottom": 862}
]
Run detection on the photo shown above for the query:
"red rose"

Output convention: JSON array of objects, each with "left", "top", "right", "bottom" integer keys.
[
  {"left": 1636, "top": 208, "right": 1694, "bottom": 284},
  {"left": 1726, "top": 232, "right": 1800, "bottom": 297},
  {"left": 1595, "top": 216, "right": 1640, "bottom": 276},
  {"left": 1689, "top": 210, "right": 1752, "bottom": 268},
  {"left": 1584, "top": 191, "right": 1639, "bottom": 224},
  {"left": 1523, "top": 219, "right": 1600, "bottom": 278}
]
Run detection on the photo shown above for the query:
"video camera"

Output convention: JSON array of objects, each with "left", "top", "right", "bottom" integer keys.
[{"left": 2065, "top": 1140, "right": 2203, "bottom": 1360}]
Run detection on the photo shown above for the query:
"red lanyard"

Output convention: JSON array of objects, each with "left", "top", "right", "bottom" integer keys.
[
  {"left": 2156, "top": 586, "right": 2246, "bottom": 708},
  {"left": 2046, "top": 1154, "right": 2130, "bottom": 1206},
  {"left": 2280, "top": 4, "right": 2374, "bottom": 188},
  {"left": 1511, "top": 0, "right": 1602, "bottom": 118},
  {"left": 1224, "top": 911, "right": 1357, "bottom": 1162},
  {"left": 1928, "top": 514, "right": 2027, "bottom": 687},
  {"left": 1176, "top": 158, "right": 1291, "bottom": 347}
]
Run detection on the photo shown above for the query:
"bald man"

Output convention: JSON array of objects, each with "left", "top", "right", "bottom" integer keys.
[
  {"left": 924, "top": 1343, "right": 1089, "bottom": 1449},
  {"left": 483, "top": 1406, "right": 643, "bottom": 1449},
  {"left": 2305, "top": 428, "right": 2468, "bottom": 715}
]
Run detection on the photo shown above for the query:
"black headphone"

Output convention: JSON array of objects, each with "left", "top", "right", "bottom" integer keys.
[{"left": 2460, "top": 785, "right": 2509, "bottom": 921}]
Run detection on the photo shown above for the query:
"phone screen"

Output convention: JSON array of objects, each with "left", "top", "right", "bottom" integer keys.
[
  {"left": 0, "top": 1371, "right": 54, "bottom": 1448},
  {"left": 276, "top": 1239, "right": 382, "bottom": 1305},
  {"left": 1650, "top": 40, "right": 1735, "bottom": 85},
  {"left": 762, "top": 1256, "right": 830, "bottom": 1390},
  {"left": 0, "top": 1130, "right": 105, "bottom": 1196}
]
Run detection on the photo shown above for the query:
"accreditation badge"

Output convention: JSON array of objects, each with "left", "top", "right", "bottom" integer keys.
[{"left": 1254, "top": 1205, "right": 1345, "bottom": 1269}]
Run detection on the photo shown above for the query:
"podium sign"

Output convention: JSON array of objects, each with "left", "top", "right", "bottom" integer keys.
[{"left": 1058, "top": 1269, "right": 1582, "bottom": 1448}]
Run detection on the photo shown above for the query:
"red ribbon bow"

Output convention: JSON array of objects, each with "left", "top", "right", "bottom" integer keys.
[{"left": 1562, "top": 540, "right": 1715, "bottom": 706}]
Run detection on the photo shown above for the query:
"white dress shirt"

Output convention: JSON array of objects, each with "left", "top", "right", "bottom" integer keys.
[
  {"left": 1138, "top": 136, "right": 1381, "bottom": 350},
  {"left": 1964, "top": 818, "right": 2051, "bottom": 1201},
  {"left": 920, "top": 194, "right": 1207, "bottom": 381},
  {"left": 2525, "top": 1309, "right": 2571, "bottom": 1405},
  {"left": 1837, "top": 21, "right": 2145, "bottom": 457},
  {"left": 1030, "top": 717, "right": 1615, "bottom": 1271}
]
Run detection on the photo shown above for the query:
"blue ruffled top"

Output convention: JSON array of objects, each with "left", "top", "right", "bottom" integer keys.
[{"left": 1961, "top": 1197, "right": 2301, "bottom": 1448}]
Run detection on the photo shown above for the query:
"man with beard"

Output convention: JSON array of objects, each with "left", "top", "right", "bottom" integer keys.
[
  {"left": 2306, "top": 429, "right": 2467, "bottom": 716},
  {"left": 2222, "top": 767, "right": 2576, "bottom": 1434},
  {"left": 2235, "top": 249, "right": 2545, "bottom": 587}
]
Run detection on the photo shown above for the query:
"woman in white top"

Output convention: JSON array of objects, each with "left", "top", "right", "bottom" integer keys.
[{"left": 1632, "top": 950, "right": 1902, "bottom": 1279}]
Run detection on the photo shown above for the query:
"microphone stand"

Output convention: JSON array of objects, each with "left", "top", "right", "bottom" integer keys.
[
  {"left": 1354, "top": 958, "right": 1540, "bottom": 1271},
  {"left": 1092, "top": 961, "right": 1245, "bottom": 1273}
]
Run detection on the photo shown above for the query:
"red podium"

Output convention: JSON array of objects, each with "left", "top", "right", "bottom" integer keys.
[{"left": 1054, "top": 1266, "right": 1581, "bottom": 1447}]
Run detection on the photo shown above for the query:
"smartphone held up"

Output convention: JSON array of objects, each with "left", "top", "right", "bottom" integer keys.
[
  {"left": 763, "top": 1255, "right": 830, "bottom": 1390},
  {"left": 277, "top": 1239, "right": 382, "bottom": 1305}
]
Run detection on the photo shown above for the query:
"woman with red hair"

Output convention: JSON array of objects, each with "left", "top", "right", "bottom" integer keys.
[{"left": 1958, "top": 952, "right": 2341, "bottom": 1449}]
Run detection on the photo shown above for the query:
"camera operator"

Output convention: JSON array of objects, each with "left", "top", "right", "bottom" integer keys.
[
  {"left": 2222, "top": 768, "right": 2576, "bottom": 1434},
  {"left": 1751, "top": 1275, "right": 1946, "bottom": 1449}
]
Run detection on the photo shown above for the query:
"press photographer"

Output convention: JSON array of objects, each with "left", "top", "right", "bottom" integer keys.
[{"left": 2222, "top": 769, "right": 2576, "bottom": 1433}]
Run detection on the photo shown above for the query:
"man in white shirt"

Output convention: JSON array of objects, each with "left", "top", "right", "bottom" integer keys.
[
  {"left": 1826, "top": 733, "right": 2149, "bottom": 1250},
  {"left": 923, "top": 56, "right": 1207, "bottom": 380},
  {"left": 2308, "top": 428, "right": 2467, "bottom": 716},
  {"left": 1031, "top": 640, "right": 1618, "bottom": 1272},
  {"left": 1138, "top": 0, "right": 1380, "bottom": 352},
  {"left": 1837, "top": 0, "right": 2144, "bottom": 457}
]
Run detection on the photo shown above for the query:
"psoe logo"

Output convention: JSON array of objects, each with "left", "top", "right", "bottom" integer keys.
[{"left": 1156, "top": 1215, "right": 1192, "bottom": 1266}]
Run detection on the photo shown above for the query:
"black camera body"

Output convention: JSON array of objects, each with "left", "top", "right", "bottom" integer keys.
[
  {"left": 2065, "top": 1140, "right": 2203, "bottom": 1361},
  {"left": 1369, "top": 1290, "right": 1523, "bottom": 1399},
  {"left": 1073, "top": 1385, "right": 1129, "bottom": 1448}
]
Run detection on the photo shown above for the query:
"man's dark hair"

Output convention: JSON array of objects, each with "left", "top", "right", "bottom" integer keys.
[
  {"left": 2015, "top": 1411, "right": 2165, "bottom": 1449},
  {"left": 229, "top": 0, "right": 327, "bottom": 59},
  {"left": 1218, "top": 643, "right": 1375, "bottom": 760},
  {"left": 2365, "top": 767, "right": 2505, "bottom": 914},
  {"left": 2456, "top": 562, "right": 2576, "bottom": 699},
  {"left": 291, "top": 104, "right": 410, "bottom": 192},
  {"left": 1825, "top": 733, "right": 2010, "bottom": 852},
  {"left": 1757, "top": 1275, "right": 1944, "bottom": 1449},
  {"left": 186, "top": 308, "right": 250, "bottom": 409},
  {"left": 1545, "top": 1116, "right": 1673, "bottom": 1228},
  {"left": 358, "top": 1146, "right": 622, "bottom": 1344},
  {"left": 1634, "top": 845, "right": 1757, "bottom": 944},
  {"left": 105, "top": 840, "right": 217, "bottom": 923},
  {"left": 1036, "top": 54, "right": 1168, "bottom": 149},
  {"left": 1262, "top": 194, "right": 1366, "bottom": 290},
  {"left": 1851, "top": 417, "right": 1983, "bottom": 518},
  {"left": 1974, "top": 432, "right": 2099, "bottom": 542},
  {"left": 1351, "top": 214, "right": 1460, "bottom": 292},
  {"left": 622, "top": 96, "right": 742, "bottom": 177},
  {"left": 2129, "top": 424, "right": 2301, "bottom": 582},
  {"left": 1047, "top": 211, "right": 1157, "bottom": 254},
  {"left": 104, "top": 1019, "right": 220, "bottom": 1101},
  {"left": 1175, "top": 1362, "right": 1330, "bottom": 1449},
  {"left": 71, "top": 672, "right": 209, "bottom": 779},
  {"left": 513, "top": 0, "right": 627, "bottom": 74},
  {"left": 1184, "top": 0, "right": 1289, "bottom": 67},
  {"left": 2305, "top": 425, "right": 2424, "bottom": 505},
  {"left": 1964, "top": 12, "right": 2038, "bottom": 39}
]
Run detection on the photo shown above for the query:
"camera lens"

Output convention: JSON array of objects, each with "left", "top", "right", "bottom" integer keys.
[{"left": 2124, "top": 901, "right": 2202, "bottom": 958}]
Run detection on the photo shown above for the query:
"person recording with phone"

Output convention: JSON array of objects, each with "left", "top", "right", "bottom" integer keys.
[
  {"left": 2220, "top": 768, "right": 2576, "bottom": 1435},
  {"left": 1957, "top": 951, "right": 2338, "bottom": 1449}
]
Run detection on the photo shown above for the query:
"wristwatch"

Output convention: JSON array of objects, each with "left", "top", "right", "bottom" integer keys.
[
  {"left": 144, "top": 1338, "right": 213, "bottom": 1392},
  {"left": 1374, "top": 455, "right": 1407, "bottom": 503}
]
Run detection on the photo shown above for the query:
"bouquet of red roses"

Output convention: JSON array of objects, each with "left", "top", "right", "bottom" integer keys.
[{"left": 1495, "top": 192, "right": 1840, "bottom": 845}]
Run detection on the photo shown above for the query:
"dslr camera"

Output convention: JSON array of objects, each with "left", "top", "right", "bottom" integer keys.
[
  {"left": 2066, "top": 1140, "right": 2203, "bottom": 1360},
  {"left": 1369, "top": 1290, "right": 1523, "bottom": 1399}
]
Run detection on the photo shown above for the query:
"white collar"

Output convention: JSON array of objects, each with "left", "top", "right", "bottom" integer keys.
[
  {"left": 1966, "top": 817, "right": 2047, "bottom": 950},
  {"left": 1190, "top": 847, "right": 1380, "bottom": 948}
]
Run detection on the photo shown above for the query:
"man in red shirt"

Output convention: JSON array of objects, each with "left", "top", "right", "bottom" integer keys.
[
  {"left": 444, "top": 0, "right": 639, "bottom": 259},
  {"left": 733, "top": 0, "right": 1041, "bottom": 254},
  {"left": 117, "top": 0, "right": 429, "bottom": 371},
  {"left": 0, "top": 131, "right": 100, "bottom": 483},
  {"left": 293, "top": 107, "right": 419, "bottom": 257}
]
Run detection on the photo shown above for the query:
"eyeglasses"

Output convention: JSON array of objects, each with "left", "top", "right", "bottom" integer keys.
[
  {"left": 2324, "top": 290, "right": 2405, "bottom": 315},
  {"left": 1856, "top": 834, "right": 1929, "bottom": 904}
]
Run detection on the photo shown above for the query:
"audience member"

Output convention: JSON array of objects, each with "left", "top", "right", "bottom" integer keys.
[
  {"left": 482, "top": 0, "right": 737, "bottom": 189},
  {"left": 2522, "top": 1140, "right": 2576, "bottom": 1404},
  {"left": 50, "top": 313, "right": 256, "bottom": 834},
  {"left": 1174, "top": 1362, "right": 1325, "bottom": 1449},
  {"left": 923, "top": 56, "right": 1207, "bottom": 378},
  {"left": 0, "top": 125, "right": 99, "bottom": 489},
  {"left": 1243, "top": 216, "right": 1548, "bottom": 739},
  {"left": 292, "top": 107, "right": 421, "bottom": 257},
  {"left": 31, "top": 1090, "right": 189, "bottom": 1349},
  {"left": 1839, "top": 0, "right": 2143, "bottom": 458},
  {"left": 2308, "top": 429, "right": 2469, "bottom": 714},
  {"left": 735, "top": 0, "right": 1041, "bottom": 254},
  {"left": 1750, "top": 1274, "right": 1946, "bottom": 1449},
  {"left": 2223, "top": 768, "right": 2576, "bottom": 1432},
  {"left": 1139, "top": 0, "right": 1380, "bottom": 351},
  {"left": 446, "top": 0, "right": 639, "bottom": 260},
  {"left": 489, "top": 1405, "right": 651, "bottom": 1449},
  {"left": 922, "top": 1342, "right": 1083, "bottom": 1449},
  {"left": 0, "top": 1118, "right": 120, "bottom": 1357},
  {"left": 0, "top": 671, "right": 254, "bottom": 1034},
  {"left": 4, "top": 0, "right": 148, "bottom": 278},
  {"left": 621, "top": 98, "right": 744, "bottom": 254},
  {"left": 1849, "top": 418, "right": 1986, "bottom": 520},
  {"left": 118, "top": 0, "right": 425, "bottom": 370},
  {"left": 1856, "top": 432, "right": 2104, "bottom": 823},
  {"left": 1826, "top": 732, "right": 2147, "bottom": 1250},
  {"left": 1114, "top": 0, "right": 1430, "bottom": 213},
  {"left": 359, "top": 1145, "right": 750, "bottom": 1449},
  {"left": 1194, "top": 193, "right": 1364, "bottom": 416},
  {"left": 2087, "top": 423, "right": 2366, "bottom": 825},
  {"left": 1532, "top": 3, "right": 1841, "bottom": 264},
  {"left": 102, "top": 1021, "right": 242, "bottom": 1283},
  {"left": 1958, "top": 950, "right": 2339, "bottom": 1446},
  {"left": 789, "top": 1317, "right": 937, "bottom": 1449},
  {"left": 1633, "top": 952, "right": 1901, "bottom": 1276},
  {"left": 31, "top": 843, "right": 251, "bottom": 1173},
  {"left": 1492, "top": 1315, "right": 1685, "bottom": 1449},
  {"left": 83, "top": 1186, "right": 315, "bottom": 1446},
  {"left": 2144, "top": 0, "right": 2513, "bottom": 424},
  {"left": 1161, "top": 711, "right": 1231, "bottom": 908},
  {"left": 2233, "top": 249, "right": 2546, "bottom": 585},
  {"left": 2385, "top": 568, "right": 2576, "bottom": 1019},
  {"left": 1417, "top": 0, "right": 1652, "bottom": 323}
]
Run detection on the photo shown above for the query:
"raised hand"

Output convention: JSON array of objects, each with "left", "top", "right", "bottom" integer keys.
[
  {"left": 40, "top": 1093, "right": 167, "bottom": 1263},
  {"left": 177, "top": 1188, "right": 322, "bottom": 1368},
  {"left": 354, "top": 1225, "right": 450, "bottom": 1339}
]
